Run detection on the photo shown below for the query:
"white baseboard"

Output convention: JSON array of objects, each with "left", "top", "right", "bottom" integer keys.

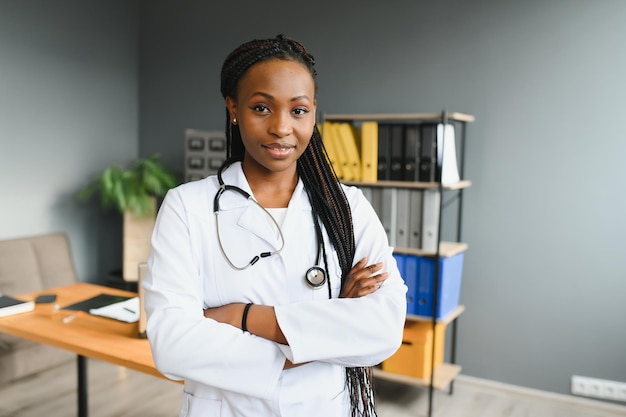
[{"left": 456, "top": 374, "right": 626, "bottom": 413}]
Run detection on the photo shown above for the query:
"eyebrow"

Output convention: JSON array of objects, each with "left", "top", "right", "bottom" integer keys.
[{"left": 251, "top": 91, "right": 312, "bottom": 102}]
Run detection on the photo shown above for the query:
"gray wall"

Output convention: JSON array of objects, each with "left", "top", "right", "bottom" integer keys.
[
  {"left": 0, "top": 1, "right": 138, "bottom": 281},
  {"left": 139, "top": 0, "right": 626, "bottom": 398}
]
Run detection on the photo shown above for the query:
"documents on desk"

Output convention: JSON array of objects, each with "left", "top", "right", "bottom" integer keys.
[
  {"left": 0, "top": 294, "right": 35, "bottom": 317},
  {"left": 89, "top": 297, "right": 140, "bottom": 323}
]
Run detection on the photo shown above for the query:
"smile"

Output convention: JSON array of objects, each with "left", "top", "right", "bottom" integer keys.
[{"left": 262, "top": 143, "right": 295, "bottom": 158}]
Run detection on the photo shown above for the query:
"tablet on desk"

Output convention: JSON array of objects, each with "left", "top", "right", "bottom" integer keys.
[
  {"left": 62, "top": 293, "right": 139, "bottom": 323},
  {"left": 89, "top": 297, "right": 140, "bottom": 323},
  {"left": 62, "top": 293, "right": 132, "bottom": 312}
]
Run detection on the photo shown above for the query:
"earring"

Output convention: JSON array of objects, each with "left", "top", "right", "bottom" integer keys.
[{"left": 232, "top": 117, "right": 237, "bottom": 125}]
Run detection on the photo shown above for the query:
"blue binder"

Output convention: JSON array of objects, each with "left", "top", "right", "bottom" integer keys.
[
  {"left": 404, "top": 254, "right": 419, "bottom": 315},
  {"left": 414, "top": 252, "right": 464, "bottom": 319}
]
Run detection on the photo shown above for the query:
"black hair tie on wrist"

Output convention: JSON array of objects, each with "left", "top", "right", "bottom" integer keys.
[{"left": 242, "top": 302, "right": 253, "bottom": 333}]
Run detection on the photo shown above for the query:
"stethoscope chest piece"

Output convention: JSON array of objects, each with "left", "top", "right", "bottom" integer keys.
[{"left": 305, "top": 266, "right": 326, "bottom": 288}]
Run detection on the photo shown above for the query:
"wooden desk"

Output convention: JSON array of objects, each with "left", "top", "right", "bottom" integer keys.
[{"left": 0, "top": 283, "right": 168, "bottom": 417}]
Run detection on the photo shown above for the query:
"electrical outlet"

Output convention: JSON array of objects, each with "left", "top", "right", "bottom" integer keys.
[
  {"left": 617, "top": 383, "right": 626, "bottom": 402},
  {"left": 571, "top": 375, "right": 589, "bottom": 396},
  {"left": 571, "top": 375, "right": 626, "bottom": 402}
]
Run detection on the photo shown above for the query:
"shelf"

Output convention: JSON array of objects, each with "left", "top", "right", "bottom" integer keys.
[
  {"left": 407, "top": 305, "right": 465, "bottom": 325},
  {"left": 373, "top": 363, "right": 462, "bottom": 390},
  {"left": 373, "top": 307, "right": 465, "bottom": 392},
  {"left": 394, "top": 242, "right": 468, "bottom": 258},
  {"left": 324, "top": 112, "right": 476, "bottom": 123},
  {"left": 343, "top": 179, "right": 471, "bottom": 190}
]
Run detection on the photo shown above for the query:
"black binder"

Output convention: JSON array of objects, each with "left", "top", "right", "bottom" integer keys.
[
  {"left": 403, "top": 123, "right": 420, "bottom": 181},
  {"left": 388, "top": 124, "right": 405, "bottom": 181},
  {"left": 377, "top": 124, "right": 391, "bottom": 180},
  {"left": 418, "top": 123, "right": 438, "bottom": 182}
]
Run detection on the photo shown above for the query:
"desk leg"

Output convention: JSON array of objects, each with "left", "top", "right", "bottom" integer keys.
[{"left": 77, "top": 355, "right": 88, "bottom": 417}]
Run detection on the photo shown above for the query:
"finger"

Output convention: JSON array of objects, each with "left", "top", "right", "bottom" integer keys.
[
  {"left": 356, "top": 275, "right": 385, "bottom": 296},
  {"left": 350, "top": 257, "right": 368, "bottom": 273},
  {"left": 361, "top": 283, "right": 382, "bottom": 296},
  {"left": 340, "top": 272, "right": 361, "bottom": 297},
  {"left": 350, "top": 262, "right": 382, "bottom": 282},
  {"left": 341, "top": 260, "right": 387, "bottom": 298},
  {"left": 365, "top": 261, "right": 384, "bottom": 275},
  {"left": 342, "top": 277, "right": 373, "bottom": 298},
  {"left": 345, "top": 259, "right": 371, "bottom": 284},
  {"left": 366, "top": 272, "right": 388, "bottom": 292},
  {"left": 375, "top": 271, "right": 390, "bottom": 283},
  {"left": 377, "top": 272, "right": 390, "bottom": 286}
]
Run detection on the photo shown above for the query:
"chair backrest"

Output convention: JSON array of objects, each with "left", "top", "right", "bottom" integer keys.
[{"left": 0, "top": 232, "right": 77, "bottom": 296}]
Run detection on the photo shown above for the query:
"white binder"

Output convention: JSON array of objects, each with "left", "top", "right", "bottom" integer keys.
[
  {"left": 408, "top": 189, "right": 423, "bottom": 248},
  {"left": 437, "top": 123, "right": 460, "bottom": 185},
  {"left": 421, "top": 189, "right": 441, "bottom": 252},
  {"left": 395, "top": 188, "right": 411, "bottom": 249},
  {"left": 381, "top": 188, "right": 397, "bottom": 246}
]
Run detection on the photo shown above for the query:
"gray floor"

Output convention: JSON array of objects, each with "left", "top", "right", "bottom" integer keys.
[{"left": 1, "top": 358, "right": 625, "bottom": 417}]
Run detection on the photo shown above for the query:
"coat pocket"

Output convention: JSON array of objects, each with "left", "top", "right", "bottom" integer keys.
[{"left": 179, "top": 391, "right": 222, "bottom": 417}]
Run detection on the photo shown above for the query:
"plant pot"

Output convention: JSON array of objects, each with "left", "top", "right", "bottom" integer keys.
[{"left": 122, "top": 197, "right": 156, "bottom": 282}]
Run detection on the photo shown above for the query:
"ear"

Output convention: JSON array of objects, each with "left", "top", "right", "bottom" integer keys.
[{"left": 225, "top": 97, "right": 237, "bottom": 121}]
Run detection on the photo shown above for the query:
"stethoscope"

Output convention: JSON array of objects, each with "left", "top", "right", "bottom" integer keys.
[{"left": 213, "top": 171, "right": 328, "bottom": 290}]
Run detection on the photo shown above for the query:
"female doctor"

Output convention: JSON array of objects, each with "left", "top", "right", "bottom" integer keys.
[{"left": 143, "top": 35, "right": 407, "bottom": 417}]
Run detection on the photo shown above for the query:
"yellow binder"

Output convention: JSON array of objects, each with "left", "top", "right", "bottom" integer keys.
[
  {"left": 331, "top": 123, "right": 353, "bottom": 180},
  {"left": 360, "top": 121, "right": 379, "bottom": 183},
  {"left": 321, "top": 122, "right": 344, "bottom": 179},
  {"left": 336, "top": 122, "right": 361, "bottom": 181}
]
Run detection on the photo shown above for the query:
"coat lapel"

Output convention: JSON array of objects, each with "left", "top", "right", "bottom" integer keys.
[{"left": 217, "top": 163, "right": 310, "bottom": 251}]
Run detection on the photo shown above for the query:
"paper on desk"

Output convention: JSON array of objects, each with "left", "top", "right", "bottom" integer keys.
[{"left": 89, "top": 297, "right": 139, "bottom": 323}]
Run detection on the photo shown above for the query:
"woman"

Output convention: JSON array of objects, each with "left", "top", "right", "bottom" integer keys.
[{"left": 143, "top": 35, "right": 407, "bottom": 417}]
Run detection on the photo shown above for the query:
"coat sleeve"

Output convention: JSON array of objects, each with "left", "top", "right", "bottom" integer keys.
[
  {"left": 274, "top": 187, "right": 407, "bottom": 366},
  {"left": 143, "top": 186, "right": 285, "bottom": 399}
]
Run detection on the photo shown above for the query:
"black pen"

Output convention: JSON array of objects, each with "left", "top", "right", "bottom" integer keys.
[{"left": 123, "top": 307, "right": 136, "bottom": 314}]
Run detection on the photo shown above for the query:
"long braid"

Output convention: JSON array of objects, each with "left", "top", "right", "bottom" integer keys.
[
  {"left": 301, "top": 126, "right": 377, "bottom": 417},
  {"left": 219, "top": 35, "right": 377, "bottom": 417}
]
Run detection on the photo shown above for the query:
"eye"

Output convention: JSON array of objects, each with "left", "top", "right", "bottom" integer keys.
[
  {"left": 293, "top": 107, "right": 309, "bottom": 116},
  {"left": 252, "top": 104, "right": 270, "bottom": 113}
]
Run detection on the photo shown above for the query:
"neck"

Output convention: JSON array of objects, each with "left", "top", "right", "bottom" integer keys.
[{"left": 241, "top": 161, "right": 298, "bottom": 208}]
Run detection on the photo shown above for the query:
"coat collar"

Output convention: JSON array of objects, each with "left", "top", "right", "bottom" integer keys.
[
  {"left": 215, "top": 162, "right": 311, "bottom": 249},
  {"left": 216, "top": 162, "right": 309, "bottom": 212}
]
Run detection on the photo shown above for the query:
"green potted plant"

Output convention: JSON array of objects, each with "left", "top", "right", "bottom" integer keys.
[{"left": 77, "top": 154, "right": 179, "bottom": 281}]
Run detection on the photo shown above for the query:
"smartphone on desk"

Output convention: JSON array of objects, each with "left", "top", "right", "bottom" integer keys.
[{"left": 35, "top": 294, "right": 57, "bottom": 304}]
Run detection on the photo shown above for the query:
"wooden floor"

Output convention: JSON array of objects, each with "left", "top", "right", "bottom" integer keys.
[{"left": 1, "top": 359, "right": 625, "bottom": 417}]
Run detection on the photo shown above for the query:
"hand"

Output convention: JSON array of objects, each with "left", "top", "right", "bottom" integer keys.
[{"left": 339, "top": 257, "right": 388, "bottom": 298}]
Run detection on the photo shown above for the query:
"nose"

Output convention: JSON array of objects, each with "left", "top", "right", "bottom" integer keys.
[{"left": 268, "top": 111, "right": 293, "bottom": 138}]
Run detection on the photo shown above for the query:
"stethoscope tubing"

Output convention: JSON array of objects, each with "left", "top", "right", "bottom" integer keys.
[{"left": 214, "top": 169, "right": 329, "bottom": 293}]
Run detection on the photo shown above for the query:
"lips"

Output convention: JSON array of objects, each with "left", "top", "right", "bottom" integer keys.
[
  {"left": 262, "top": 143, "right": 295, "bottom": 159},
  {"left": 263, "top": 143, "right": 294, "bottom": 150}
]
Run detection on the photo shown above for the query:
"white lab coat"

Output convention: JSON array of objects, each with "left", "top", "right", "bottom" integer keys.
[{"left": 143, "top": 162, "right": 407, "bottom": 417}]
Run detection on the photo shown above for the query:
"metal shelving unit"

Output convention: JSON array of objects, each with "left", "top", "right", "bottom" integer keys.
[{"left": 325, "top": 110, "right": 474, "bottom": 417}]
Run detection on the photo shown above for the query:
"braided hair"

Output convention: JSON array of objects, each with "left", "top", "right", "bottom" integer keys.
[{"left": 219, "top": 35, "right": 377, "bottom": 416}]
